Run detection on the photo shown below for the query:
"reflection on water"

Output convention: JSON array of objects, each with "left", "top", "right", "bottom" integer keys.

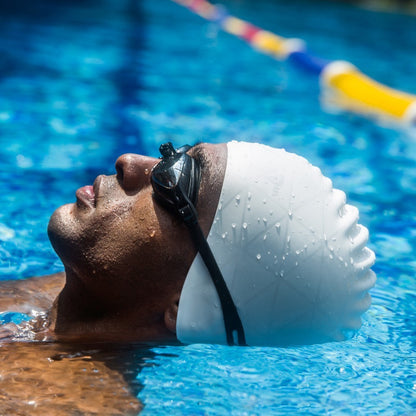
[{"left": 0, "top": 341, "right": 154, "bottom": 415}]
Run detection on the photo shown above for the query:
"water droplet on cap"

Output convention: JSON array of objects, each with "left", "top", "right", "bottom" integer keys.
[
  {"left": 242, "top": 222, "right": 248, "bottom": 229},
  {"left": 256, "top": 254, "right": 262, "bottom": 261}
]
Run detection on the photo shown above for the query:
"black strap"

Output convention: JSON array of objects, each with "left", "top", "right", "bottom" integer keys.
[{"left": 179, "top": 202, "right": 246, "bottom": 346}]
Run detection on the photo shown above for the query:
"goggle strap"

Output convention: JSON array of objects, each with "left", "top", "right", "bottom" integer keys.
[
  {"left": 185, "top": 209, "right": 247, "bottom": 347},
  {"left": 178, "top": 204, "right": 198, "bottom": 226}
]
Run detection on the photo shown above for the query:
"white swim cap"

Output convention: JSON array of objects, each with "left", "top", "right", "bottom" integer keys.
[{"left": 177, "top": 141, "right": 376, "bottom": 346}]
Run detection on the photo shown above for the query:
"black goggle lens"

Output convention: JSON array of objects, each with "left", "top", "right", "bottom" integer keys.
[{"left": 151, "top": 142, "right": 200, "bottom": 209}]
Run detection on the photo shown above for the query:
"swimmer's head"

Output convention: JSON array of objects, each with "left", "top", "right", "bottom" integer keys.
[
  {"left": 48, "top": 141, "right": 375, "bottom": 345},
  {"left": 48, "top": 143, "right": 227, "bottom": 341}
]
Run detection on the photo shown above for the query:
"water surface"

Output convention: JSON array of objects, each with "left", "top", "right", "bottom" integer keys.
[{"left": 0, "top": 0, "right": 415, "bottom": 414}]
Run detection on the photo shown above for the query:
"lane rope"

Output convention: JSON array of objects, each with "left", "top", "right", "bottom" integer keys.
[{"left": 171, "top": 0, "right": 416, "bottom": 127}]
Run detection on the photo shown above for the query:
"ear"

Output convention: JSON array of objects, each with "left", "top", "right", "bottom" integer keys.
[{"left": 164, "top": 295, "right": 179, "bottom": 334}]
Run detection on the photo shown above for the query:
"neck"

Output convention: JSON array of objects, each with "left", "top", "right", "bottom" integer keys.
[{"left": 49, "top": 269, "right": 176, "bottom": 343}]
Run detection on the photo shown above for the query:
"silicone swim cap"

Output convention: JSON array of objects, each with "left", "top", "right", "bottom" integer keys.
[{"left": 177, "top": 141, "right": 376, "bottom": 346}]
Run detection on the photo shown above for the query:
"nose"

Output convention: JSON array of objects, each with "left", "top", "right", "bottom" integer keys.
[{"left": 115, "top": 153, "right": 159, "bottom": 193}]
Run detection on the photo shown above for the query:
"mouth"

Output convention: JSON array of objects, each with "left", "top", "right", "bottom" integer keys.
[{"left": 75, "top": 176, "right": 102, "bottom": 209}]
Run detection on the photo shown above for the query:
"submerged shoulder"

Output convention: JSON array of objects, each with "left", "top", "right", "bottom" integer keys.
[{"left": 0, "top": 272, "right": 65, "bottom": 313}]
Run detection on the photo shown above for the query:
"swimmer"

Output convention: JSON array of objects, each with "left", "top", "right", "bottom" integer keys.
[{"left": 0, "top": 141, "right": 376, "bottom": 346}]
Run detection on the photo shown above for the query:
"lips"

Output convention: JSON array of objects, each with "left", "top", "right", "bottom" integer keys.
[
  {"left": 76, "top": 185, "right": 95, "bottom": 208},
  {"left": 75, "top": 176, "right": 102, "bottom": 209}
]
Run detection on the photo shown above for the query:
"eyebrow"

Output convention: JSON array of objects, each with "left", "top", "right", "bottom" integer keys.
[
  {"left": 187, "top": 143, "right": 211, "bottom": 211},
  {"left": 188, "top": 143, "right": 208, "bottom": 172}
]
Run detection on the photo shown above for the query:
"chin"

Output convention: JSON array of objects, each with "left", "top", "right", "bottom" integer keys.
[{"left": 47, "top": 204, "right": 78, "bottom": 260}]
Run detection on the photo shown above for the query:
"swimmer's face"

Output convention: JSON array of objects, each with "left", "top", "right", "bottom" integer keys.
[{"left": 48, "top": 143, "right": 226, "bottom": 323}]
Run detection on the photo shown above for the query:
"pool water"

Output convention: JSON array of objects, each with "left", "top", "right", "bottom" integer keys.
[{"left": 1, "top": 0, "right": 416, "bottom": 414}]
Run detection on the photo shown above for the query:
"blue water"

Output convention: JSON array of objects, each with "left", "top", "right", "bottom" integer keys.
[{"left": 1, "top": 0, "right": 415, "bottom": 414}]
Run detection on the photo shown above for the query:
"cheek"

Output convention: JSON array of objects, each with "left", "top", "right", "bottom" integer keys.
[
  {"left": 91, "top": 199, "right": 196, "bottom": 288},
  {"left": 84, "top": 193, "right": 176, "bottom": 272},
  {"left": 90, "top": 198, "right": 156, "bottom": 253}
]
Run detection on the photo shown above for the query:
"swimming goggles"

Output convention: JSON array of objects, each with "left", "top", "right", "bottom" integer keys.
[{"left": 151, "top": 142, "right": 246, "bottom": 346}]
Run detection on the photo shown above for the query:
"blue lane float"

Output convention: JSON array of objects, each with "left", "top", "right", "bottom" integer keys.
[{"left": 171, "top": 0, "right": 416, "bottom": 127}]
